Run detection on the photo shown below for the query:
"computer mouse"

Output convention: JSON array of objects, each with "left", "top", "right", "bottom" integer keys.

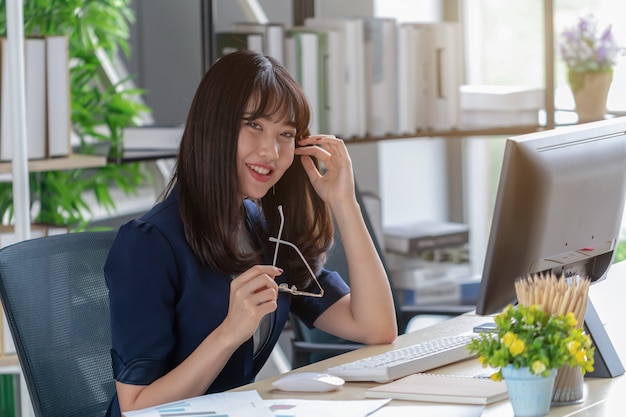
[{"left": 271, "top": 372, "right": 345, "bottom": 392}]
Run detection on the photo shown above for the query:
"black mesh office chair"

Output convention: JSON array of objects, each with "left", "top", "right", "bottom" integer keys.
[
  {"left": 0, "top": 231, "right": 117, "bottom": 417},
  {"left": 289, "top": 186, "right": 472, "bottom": 368}
]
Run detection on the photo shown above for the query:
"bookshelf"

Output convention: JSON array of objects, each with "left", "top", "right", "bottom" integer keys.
[
  {"left": 347, "top": 124, "right": 545, "bottom": 144},
  {"left": 0, "top": 154, "right": 106, "bottom": 175},
  {"left": 207, "top": 0, "right": 557, "bottom": 142}
]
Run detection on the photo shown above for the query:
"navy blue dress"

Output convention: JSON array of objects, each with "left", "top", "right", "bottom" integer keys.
[{"left": 104, "top": 190, "right": 349, "bottom": 417}]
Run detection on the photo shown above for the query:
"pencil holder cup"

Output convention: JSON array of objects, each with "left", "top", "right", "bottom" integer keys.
[{"left": 551, "top": 365, "right": 584, "bottom": 405}]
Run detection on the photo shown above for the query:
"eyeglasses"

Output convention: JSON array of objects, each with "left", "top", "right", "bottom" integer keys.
[{"left": 269, "top": 205, "right": 324, "bottom": 297}]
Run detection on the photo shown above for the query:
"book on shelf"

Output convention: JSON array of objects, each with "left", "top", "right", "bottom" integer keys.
[
  {"left": 1, "top": 38, "right": 10, "bottom": 161},
  {"left": 460, "top": 85, "right": 544, "bottom": 111},
  {"left": 46, "top": 35, "right": 71, "bottom": 158},
  {"left": 396, "top": 23, "right": 424, "bottom": 135},
  {"left": 288, "top": 26, "right": 344, "bottom": 137},
  {"left": 25, "top": 37, "right": 47, "bottom": 160},
  {"left": 461, "top": 108, "right": 540, "bottom": 128},
  {"left": 398, "top": 277, "right": 480, "bottom": 306},
  {"left": 460, "top": 85, "right": 544, "bottom": 128},
  {"left": 365, "top": 373, "right": 508, "bottom": 405},
  {"left": 404, "top": 22, "right": 462, "bottom": 131},
  {"left": 215, "top": 31, "right": 263, "bottom": 58},
  {"left": 122, "top": 126, "right": 183, "bottom": 150},
  {"left": 361, "top": 17, "right": 397, "bottom": 137},
  {"left": 389, "top": 259, "right": 473, "bottom": 289},
  {"left": 304, "top": 17, "right": 366, "bottom": 139},
  {"left": 384, "top": 221, "right": 469, "bottom": 256},
  {"left": 285, "top": 28, "right": 323, "bottom": 134},
  {"left": 0, "top": 36, "right": 71, "bottom": 161},
  {"left": 230, "top": 22, "right": 285, "bottom": 64}
]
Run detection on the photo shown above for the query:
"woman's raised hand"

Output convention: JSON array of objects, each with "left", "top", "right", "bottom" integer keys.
[{"left": 295, "top": 135, "right": 356, "bottom": 208}]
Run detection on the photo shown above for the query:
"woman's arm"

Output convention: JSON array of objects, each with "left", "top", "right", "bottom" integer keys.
[
  {"left": 294, "top": 135, "right": 398, "bottom": 345},
  {"left": 115, "top": 264, "right": 281, "bottom": 413}
]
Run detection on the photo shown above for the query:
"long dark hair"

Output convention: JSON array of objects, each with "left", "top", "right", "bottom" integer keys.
[{"left": 163, "top": 50, "right": 333, "bottom": 289}]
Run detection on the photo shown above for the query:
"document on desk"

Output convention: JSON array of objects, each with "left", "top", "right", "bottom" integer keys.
[
  {"left": 368, "top": 404, "right": 485, "bottom": 417},
  {"left": 122, "top": 390, "right": 272, "bottom": 417},
  {"left": 265, "top": 398, "right": 390, "bottom": 417},
  {"left": 365, "top": 373, "right": 508, "bottom": 405}
]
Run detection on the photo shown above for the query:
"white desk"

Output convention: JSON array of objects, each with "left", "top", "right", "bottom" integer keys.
[{"left": 236, "top": 261, "right": 626, "bottom": 416}]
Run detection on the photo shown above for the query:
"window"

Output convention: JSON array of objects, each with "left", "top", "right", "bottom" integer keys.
[{"left": 462, "top": 0, "right": 626, "bottom": 271}]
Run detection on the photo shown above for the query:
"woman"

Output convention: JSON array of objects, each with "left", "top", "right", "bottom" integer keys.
[{"left": 104, "top": 49, "right": 397, "bottom": 416}]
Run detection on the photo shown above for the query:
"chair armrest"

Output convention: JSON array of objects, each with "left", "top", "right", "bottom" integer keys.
[
  {"left": 290, "top": 340, "right": 365, "bottom": 369},
  {"left": 291, "top": 340, "right": 364, "bottom": 354},
  {"left": 400, "top": 304, "right": 474, "bottom": 316}
]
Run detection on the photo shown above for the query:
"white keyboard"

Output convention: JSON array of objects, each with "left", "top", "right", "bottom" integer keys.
[{"left": 325, "top": 333, "right": 477, "bottom": 383}]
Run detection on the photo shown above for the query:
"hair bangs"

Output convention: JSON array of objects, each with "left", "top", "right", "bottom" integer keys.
[{"left": 246, "top": 68, "right": 311, "bottom": 138}]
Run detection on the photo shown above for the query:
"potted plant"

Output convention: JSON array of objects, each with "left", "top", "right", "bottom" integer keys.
[
  {"left": 559, "top": 12, "right": 624, "bottom": 122},
  {"left": 467, "top": 304, "right": 594, "bottom": 417},
  {"left": 0, "top": 0, "right": 150, "bottom": 230}
]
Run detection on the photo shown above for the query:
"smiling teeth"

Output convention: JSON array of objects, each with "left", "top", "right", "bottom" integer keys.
[{"left": 249, "top": 164, "right": 270, "bottom": 175}]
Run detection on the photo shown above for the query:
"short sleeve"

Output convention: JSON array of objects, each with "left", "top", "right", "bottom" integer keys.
[
  {"left": 289, "top": 268, "right": 350, "bottom": 328},
  {"left": 105, "top": 220, "right": 179, "bottom": 385}
]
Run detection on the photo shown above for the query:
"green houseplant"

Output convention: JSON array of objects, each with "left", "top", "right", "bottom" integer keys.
[
  {"left": 0, "top": 0, "right": 150, "bottom": 229},
  {"left": 468, "top": 304, "right": 594, "bottom": 417},
  {"left": 468, "top": 304, "right": 595, "bottom": 381},
  {"left": 468, "top": 304, "right": 595, "bottom": 417}
]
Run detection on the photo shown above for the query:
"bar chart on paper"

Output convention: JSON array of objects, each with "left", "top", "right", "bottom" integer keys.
[
  {"left": 154, "top": 400, "right": 227, "bottom": 416},
  {"left": 122, "top": 390, "right": 273, "bottom": 417}
]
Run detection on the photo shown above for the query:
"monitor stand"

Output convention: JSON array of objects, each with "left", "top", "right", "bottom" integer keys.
[{"left": 583, "top": 298, "right": 624, "bottom": 378}]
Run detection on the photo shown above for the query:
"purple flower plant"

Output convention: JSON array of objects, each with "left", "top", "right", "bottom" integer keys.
[{"left": 559, "top": 13, "right": 623, "bottom": 73}]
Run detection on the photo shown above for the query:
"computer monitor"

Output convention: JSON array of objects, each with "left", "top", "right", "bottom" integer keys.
[{"left": 475, "top": 116, "right": 626, "bottom": 377}]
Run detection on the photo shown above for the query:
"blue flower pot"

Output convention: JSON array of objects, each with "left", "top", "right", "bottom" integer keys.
[{"left": 501, "top": 365, "right": 558, "bottom": 417}]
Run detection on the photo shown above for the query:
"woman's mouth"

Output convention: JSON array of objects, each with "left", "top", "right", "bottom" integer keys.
[{"left": 247, "top": 163, "right": 273, "bottom": 181}]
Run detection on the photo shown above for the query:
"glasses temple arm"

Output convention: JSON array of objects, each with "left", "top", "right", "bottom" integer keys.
[{"left": 272, "top": 205, "right": 285, "bottom": 267}]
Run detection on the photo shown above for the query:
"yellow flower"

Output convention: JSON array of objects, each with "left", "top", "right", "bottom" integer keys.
[
  {"left": 502, "top": 332, "right": 516, "bottom": 348},
  {"left": 568, "top": 340, "right": 581, "bottom": 355},
  {"left": 531, "top": 360, "right": 547, "bottom": 374},
  {"left": 509, "top": 338, "right": 526, "bottom": 356},
  {"left": 565, "top": 312, "right": 578, "bottom": 327},
  {"left": 575, "top": 350, "right": 587, "bottom": 363}
]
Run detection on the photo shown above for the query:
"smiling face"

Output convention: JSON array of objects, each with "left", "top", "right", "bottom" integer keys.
[{"left": 237, "top": 101, "right": 297, "bottom": 200}]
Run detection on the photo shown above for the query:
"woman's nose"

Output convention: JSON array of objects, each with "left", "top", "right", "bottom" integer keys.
[{"left": 258, "top": 134, "right": 279, "bottom": 159}]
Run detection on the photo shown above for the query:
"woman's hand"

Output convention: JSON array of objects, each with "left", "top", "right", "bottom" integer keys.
[
  {"left": 221, "top": 265, "right": 281, "bottom": 345},
  {"left": 295, "top": 135, "right": 356, "bottom": 208}
]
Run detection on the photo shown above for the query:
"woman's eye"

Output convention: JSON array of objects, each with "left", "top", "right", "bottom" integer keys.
[
  {"left": 281, "top": 131, "right": 296, "bottom": 139},
  {"left": 245, "top": 121, "right": 261, "bottom": 130}
]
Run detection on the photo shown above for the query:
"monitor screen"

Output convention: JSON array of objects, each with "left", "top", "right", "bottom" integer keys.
[{"left": 476, "top": 117, "right": 626, "bottom": 316}]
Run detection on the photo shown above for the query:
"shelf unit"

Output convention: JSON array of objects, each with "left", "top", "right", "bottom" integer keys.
[
  {"left": 260, "top": 0, "right": 556, "bottom": 143},
  {"left": 0, "top": 154, "right": 106, "bottom": 174},
  {"left": 343, "top": 124, "right": 545, "bottom": 144}
]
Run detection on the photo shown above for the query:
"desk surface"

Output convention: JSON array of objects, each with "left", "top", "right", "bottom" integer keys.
[{"left": 236, "top": 261, "right": 626, "bottom": 417}]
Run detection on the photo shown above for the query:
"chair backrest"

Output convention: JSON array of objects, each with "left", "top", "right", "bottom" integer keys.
[{"left": 0, "top": 231, "right": 117, "bottom": 417}]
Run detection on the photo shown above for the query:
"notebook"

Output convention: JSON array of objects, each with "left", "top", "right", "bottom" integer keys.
[{"left": 365, "top": 373, "right": 508, "bottom": 405}]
